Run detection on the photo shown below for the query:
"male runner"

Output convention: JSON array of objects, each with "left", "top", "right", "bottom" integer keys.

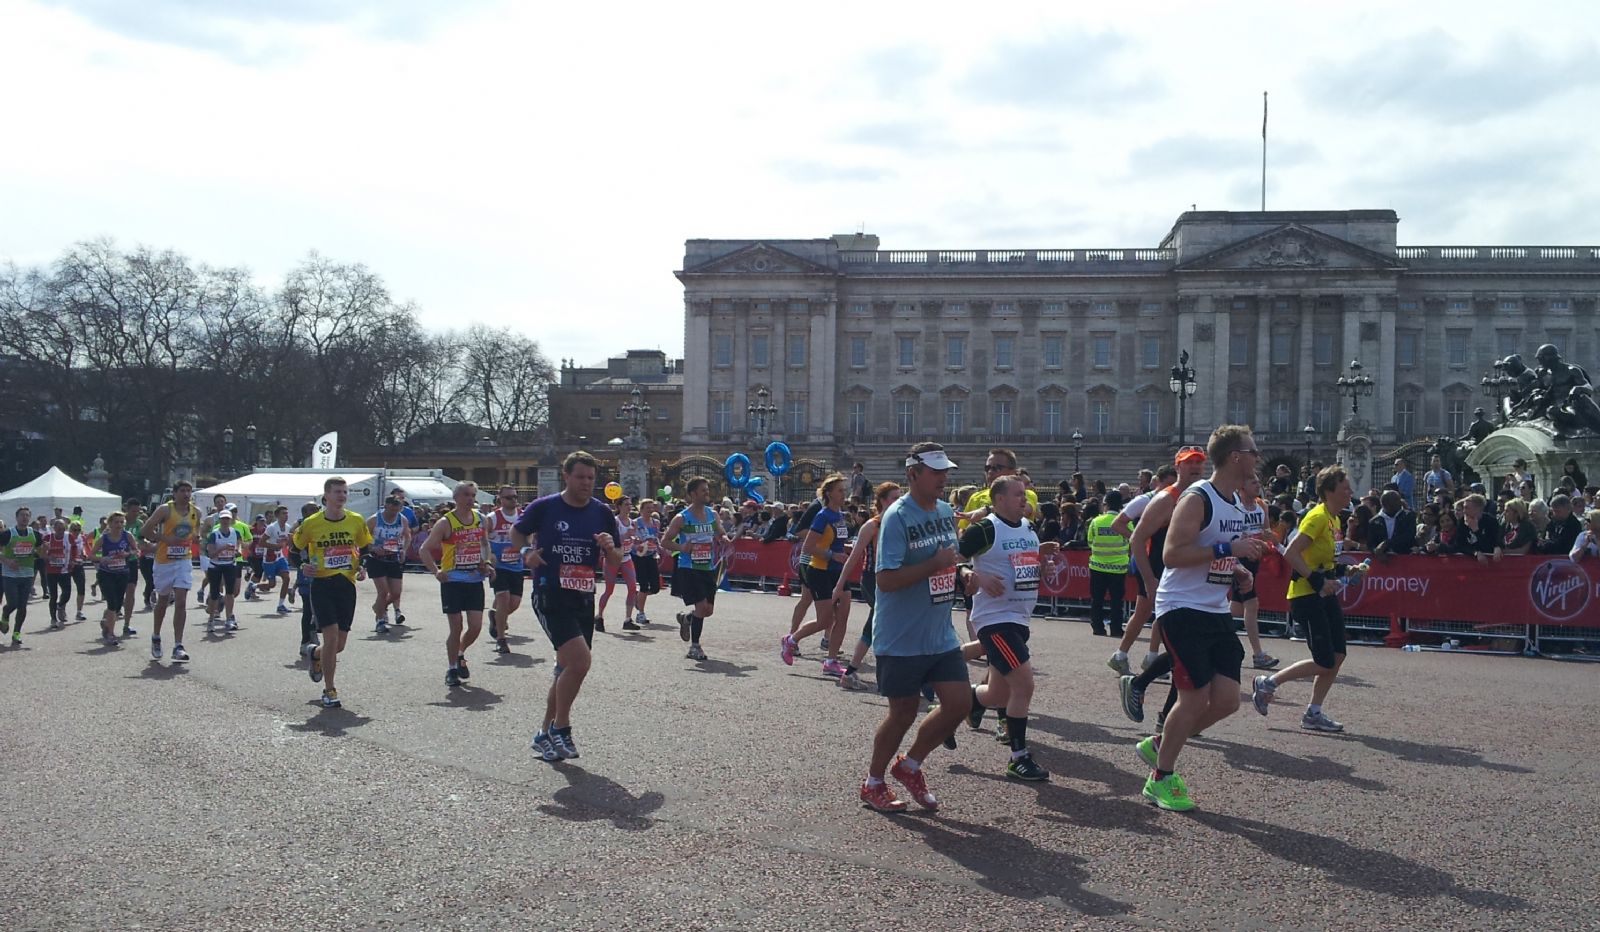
[
  {"left": 42, "top": 518, "right": 73, "bottom": 629},
  {"left": 196, "top": 493, "right": 230, "bottom": 608},
  {"left": 1136, "top": 425, "right": 1265, "bottom": 811},
  {"left": 1108, "top": 461, "right": 1184, "bottom": 674},
  {"left": 92, "top": 511, "right": 137, "bottom": 645},
  {"left": 1251, "top": 465, "right": 1370, "bottom": 732},
  {"left": 294, "top": 478, "right": 373, "bottom": 709},
  {"left": 662, "top": 477, "right": 727, "bottom": 662},
  {"left": 366, "top": 495, "right": 412, "bottom": 635},
  {"left": 119, "top": 499, "right": 143, "bottom": 638},
  {"left": 630, "top": 499, "right": 663, "bottom": 625},
  {"left": 0, "top": 507, "right": 40, "bottom": 646},
  {"left": 262, "top": 507, "right": 296, "bottom": 614},
  {"left": 859, "top": 442, "right": 970, "bottom": 813},
  {"left": 420, "top": 481, "right": 492, "bottom": 687},
  {"left": 245, "top": 513, "right": 268, "bottom": 600},
  {"left": 141, "top": 480, "right": 201, "bottom": 663},
  {"left": 515, "top": 451, "right": 624, "bottom": 761},
  {"left": 203, "top": 507, "right": 244, "bottom": 633},
  {"left": 1231, "top": 471, "right": 1278, "bottom": 670},
  {"left": 961, "top": 475, "right": 1061, "bottom": 782},
  {"left": 485, "top": 485, "right": 527, "bottom": 649}
]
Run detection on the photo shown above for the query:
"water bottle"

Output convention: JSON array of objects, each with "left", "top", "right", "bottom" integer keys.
[{"left": 1401, "top": 644, "right": 1422, "bottom": 652}]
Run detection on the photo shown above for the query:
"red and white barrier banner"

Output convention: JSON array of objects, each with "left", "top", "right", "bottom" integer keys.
[{"left": 686, "top": 539, "right": 1600, "bottom": 629}]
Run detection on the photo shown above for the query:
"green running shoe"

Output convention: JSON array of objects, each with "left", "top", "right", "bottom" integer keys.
[
  {"left": 1143, "top": 772, "right": 1195, "bottom": 812},
  {"left": 1136, "top": 734, "right": 1160, "bottom": 769}
]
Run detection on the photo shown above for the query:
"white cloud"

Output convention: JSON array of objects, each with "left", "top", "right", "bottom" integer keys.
[{"left": 1, "top": 0, "right": 1597, "bottom": 367}]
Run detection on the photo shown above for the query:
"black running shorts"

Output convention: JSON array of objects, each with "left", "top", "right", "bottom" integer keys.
[
  {"left": 977, "top": 622, "right": 1032, "bottom": 674},
  {"left": 1291, "top": 593, "right": 1345, "bottom": 668},
  {"left": 876, "top": 648, "right": 968, "bottom": 699},
  {"left": 363, "top": 555, "right": 405, "bottom": 580},
  {"left": 671, "top": 567, "right": 719, "bottom": 607},
  {"left": 634, "top": 555, "right": 661, "bottom": 594},
  {"left": 533, "top": 587, "right": 596, "bottom": 650},
  {"left": 310, "top": 575, "right": 357, "bottom": 632},
  {"left": 805, "top": 563, "right": 843, "bottom": 601},
  {"left": 1160, "top": 607, "right": 1244, "bottom": 691},
  {"left": 440, "top": 580, "right": 486, "bottom": 615},
  {"left": 490, "top": 568, "right": 526, "bottom": 596}
]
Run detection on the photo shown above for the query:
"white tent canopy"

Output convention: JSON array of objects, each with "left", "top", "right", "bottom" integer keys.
[
  {"left": 196, "top": 472, "right": 381, "bottom": 520},
  {"left": 0, "top": 467, "right": 121, "bottom": 526},
  {"left": 383, "top": 475, "right": 460, "bottom": 506}
]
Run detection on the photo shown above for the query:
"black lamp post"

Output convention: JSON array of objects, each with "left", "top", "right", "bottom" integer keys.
[
  {"left": 244, "top": 424, "right": 257, "bottom": 472},
  {"left": 1071, "top": 428, "right": 1084, "bottom": 474},
  {"left": 1335, "top": 359, "right": 1375, "bottom": 418},
  {"left": 747, "top": 386, "right": 777, "bottom": 443},
  {"left": 1481, "top": 366, "right": 1518, "bottom": 424},
  {"left": 1168, "top": 349, "right": 1198, "bottom": 445},
  {"left": 222, "top": 427, "right": 235, "bottom": 478},
  {"left": 622, "top": 387, "right": 651, "bottom": 439},
  {"left": 1302, "top": 423, "right": 1315, "bottom": 465}
]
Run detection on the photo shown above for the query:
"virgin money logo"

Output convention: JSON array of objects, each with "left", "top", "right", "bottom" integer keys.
[
  {"left": 1337, "top": 575, "right": 1364, "bottom": 611},
  {"left": 1043, "top": 559, "right": 1069, "bottom": 590},
  {"left": 1529, "top": 559, "right": 1591, "bottom": 622}
]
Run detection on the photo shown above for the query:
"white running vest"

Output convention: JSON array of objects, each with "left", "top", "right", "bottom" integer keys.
[
  {"left": 968, "top": 515, "right": 1042, "bottom": 630},
  {"left": 1154, "top": 480, "right": 1249, "bottom": 616}
]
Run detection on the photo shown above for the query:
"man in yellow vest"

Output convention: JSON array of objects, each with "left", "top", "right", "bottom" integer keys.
[
  {"left": 140, "top": 480, "right": 200, "bottom": 663},
  {"left": 1087, "top": 489, "right": 1129, "bottom": 637}
]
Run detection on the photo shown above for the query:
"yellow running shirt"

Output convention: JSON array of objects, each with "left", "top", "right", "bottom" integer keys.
[
  {"left": 1287, "top": 503, "right": 1338, "bottom": 599},
  {"left": 293, "top": 509, "right": 373, "bottom": 581}
]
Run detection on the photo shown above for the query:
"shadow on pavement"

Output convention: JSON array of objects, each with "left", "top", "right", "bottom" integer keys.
[
  {"left": 947, "top": 762, "right": 1162, "bottom": 834},
  {"left": 130, "top": 662, "right": 190, "bottom": 680},
  {"left": 687, "top": 658, "right": 758, "bottom": 678},
  {"left": 1186, "top": 736, "right": 1388, "bottom": 791},
  {"left": 536, "top": 765, "right": 664, "bottom": 830},
  {"left": 610, "top": 632, "right": 654, "bottom": 643},
  {"left": 1193, "top": 810, "right": 1529, "bottom": 911},
  {"left": 887, "top": 814, "right": 1130, "bottom": 916},
  {"left": 427, "top": 685, "right": 504, "bottom": 711},
  {"left": 289, "top": 704, "right": 374, "bottom": 736},
  {"left": 76, "top": 641, "right": 125, "bottom": 656},
  {"left": 490, "top": 652, "right": 543, "bottom": 669},
  {"left": 363, "top": 630, "right": 415, "bottom": 642},
  {"left": 1026, "top": 713, "right": 1148, "bottom": 748},
  {"left": 1330, "top": 733, "right": 1534, "bottom": 774}
]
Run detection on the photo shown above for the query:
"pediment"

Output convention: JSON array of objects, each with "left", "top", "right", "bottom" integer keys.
[
  {"left": 1176, "top": 224, "right": 1405, "bottom": 274},
  {"left": 683, "top": 243, "right": 836, "bottom": 276}
]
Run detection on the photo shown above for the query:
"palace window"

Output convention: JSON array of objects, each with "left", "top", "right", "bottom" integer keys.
[
  {"left": 849, "top": 336, "right": 867, "bottom": 368},
  {"left": 994, "top": 336, "right": 1014, "bottom": 369},
  {"left": 713, "top": 334, "right": 732, "bottom": 368},
  {"left": 946, "top": 335, "right": 966, "bottom": 368},
  {"left": 1043, "top": 336, "right": 1064, "bottom": 369},
  {"left": 750, "top": 334, "right": 769, "bottom": 368},
  {"left": 896, "top": 400, "right": 915, "bottom": 436},
  {"left": 848, "top": 401, "right": 866, "bottom": 437},
  {"left": 1397, "top": 332, "right": 1418, "bottom": 367},
  {"left": 712, "top": 400, "right": 732, "bottom": 434},
  {"left": 1141, "top": 335, "right": 1160, "bottom": 369},
  {"left": 1092, "top": 335, "right": 1113, "bottom": 368},
  {"left": 993, "top": 400, "right": 1013, "bottom": 436},
  {"left": 1142, "top": 401, "right": 1160, "bottom": 437},
  {"left": 898, "top": 336, "right": 916, "bottom": 368},
  {"left": 1042, "top": 399, "right": 1062, "bottom": 437},
  {"left": 945, "top": 400, "right": 965, "bottom": 435},
  {"left": 1092, "top": 399, "right": 1112, "bottom": 435},
  {"left": 787, "top": 334, "right": 807, "bottom": 366}
]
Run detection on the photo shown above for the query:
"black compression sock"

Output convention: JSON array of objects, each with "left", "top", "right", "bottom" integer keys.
[
  {"left": 690, "top": 615, "right": 703, "bottom": 643},
  {"left": 1131, "top": 652, "right": 1174, "bottom": 690},
  {"left": 1161, "top": 686, "right": 1179, "bottom": 719},
  {"left": 1006, "top": 715, "right": 1028, "bottom": 753}
]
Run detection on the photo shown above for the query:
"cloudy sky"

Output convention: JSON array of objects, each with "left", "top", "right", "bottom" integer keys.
[{"left": 2, "top": 1, "right": 1596, "bottom": 365}]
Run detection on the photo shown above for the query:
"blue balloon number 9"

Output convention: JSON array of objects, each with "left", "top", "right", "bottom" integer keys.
[
  {"left": 724, "top": 453, "right": 753, "bottom": 489},
  {"left": 764, "top": 442, "right": 793, "bottom": 477}
]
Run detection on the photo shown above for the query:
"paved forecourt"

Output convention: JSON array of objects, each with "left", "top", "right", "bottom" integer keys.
[{"left": 1, "top": 579, "right": 1592, "bottom": 929}]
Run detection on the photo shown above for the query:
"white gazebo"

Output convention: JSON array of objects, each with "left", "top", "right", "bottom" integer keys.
[{"left": 0, "top": 467, "right": 122, "bottom": 526}]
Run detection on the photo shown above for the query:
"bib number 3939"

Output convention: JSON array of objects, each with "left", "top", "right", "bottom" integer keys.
[
  {"left": 1010, "top": 552, "right": 1041, "bottom": 591},
  {"left": 559, "top": 564, "right": 596, "bottom": 593},
  {"left": 929, "top": 568, "right": 957, "bottom": 604}
]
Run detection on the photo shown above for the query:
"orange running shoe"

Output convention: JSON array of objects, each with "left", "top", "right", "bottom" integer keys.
[
  {"left": 859, "top": 779, "right": 908, "bottom": 813},
  {"left": 889, "top": 755, "right": 939, "bottom": 810}
]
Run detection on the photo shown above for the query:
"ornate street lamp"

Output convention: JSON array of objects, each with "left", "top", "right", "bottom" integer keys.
[
  {"left": 1481, "top": 366, "right": 1518, "bottom": 424},
  {"left": 1335, "top": 359, "right": 1375, "bottom": 419},
  {"left": 1303, "top": 423, "right": 1316, "bottom": 464},
  {"left": 1168, "top": 349, "right": 1198, "bottom": 445},
  {"left": 244, "top": 424, "right": 257, "bottom": 471},
  {"left": 747, "top": 386, "right": 777, "bottom": 443},
  {"left": 1071, "top": 428, "right": 1084, "bottom": 474},
  {"left": 621, "top": 386, "right": 651, "bottom": 440},
  {"left": 222, "top": 426, "right": 235, "bottom": 478}
]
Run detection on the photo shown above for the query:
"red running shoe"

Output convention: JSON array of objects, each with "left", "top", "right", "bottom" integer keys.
[
  {"left": 890, "top": 755, "right": 939, "bottom": 810},
  {"left": 859, "top": 779, "right": 907, "bottom": 813}
]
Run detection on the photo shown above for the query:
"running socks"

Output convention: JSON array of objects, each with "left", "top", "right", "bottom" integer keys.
[
  {"left": 690, "top": 615, "right": 704, "bottom": 644},
  {"left": 1132, "top": 652, "right": 1173, "bottom": 690},
  {"left": 1006, "top": 715, "right": 1028, "bottom": 757}
]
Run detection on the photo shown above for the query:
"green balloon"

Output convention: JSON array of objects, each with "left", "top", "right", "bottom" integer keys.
[{"left": 658, "top": 485, "right": 673, "bottom": 498}]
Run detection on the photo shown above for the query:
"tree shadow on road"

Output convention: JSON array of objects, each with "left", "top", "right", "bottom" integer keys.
[
  {"left": 687, "top": 658, "right": 758, "bottom": 678},
  {"left": 1304, "top": 732, "right": 1534, "bottom": 774},
  {"left": 288, "top": 703, "right": 373, "bottom": 737},
  {"left": 1186, "top": 736, "right": 1388, "bottom": 791},
  {"left": 427, "top": 685, "right": 504, "bottom": 711},
  {"left": 1193, "top": 810, "right": 1528, "bottom": 911},
  {"left": 946, "top": 763, "right": 1164, "bottom": 836},
  {"left": 536, "top": 765, "right": 664, "bottom": 831},
  {"left": 886, "top": 814, "right": 1131, "bottom": 916},
  {"left": 1026, "top": 713, "right": 1148, "bottom": 749}
]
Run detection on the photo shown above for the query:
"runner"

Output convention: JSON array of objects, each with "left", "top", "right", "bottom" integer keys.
[
  {"left": 961, "top": 474, "right": 1061, "bottom": 781},
  {"left": 1107, "top": 462, "right": 1182, "bottom": 674},
  {"left": 365, "top": 495, "right": 413, "bottom": 635},
  {"left": 389, "top": 488, "right": 420, "bottom": 626},
  {"left": 662, "top": 477, "right": 727, "bottom": 662},
  {"left": 67, "top": 519, "right": 89, "bottom": 621},
  {"left": 1086, "top": 489, "right": 1129, "bottom": 638},
  {"left": 1251, "top": 465, "right": 1370, "bottom": 732},
  {"left": 119, "top": 499, "right": 143, "bottom": 638},
  {"left": 140, "top": 481, "right": 201, "bottom": 663},
  {"left": 419, "top": 482, "right": 492, "bottom": 687},
  {"left": 0, "top": 507, "right": 40, "bottom": 646},
  {"left": 244, "top": 513, "right": 268, "bottom": 601},
  {"left": 781, "top": 474, "right": 854, "bottom": 676},
  {"left": 203, "top": 507, "right": 243, "bottom": 634},
  {"left": 630, "top": 499, "right": 663, "bottom": 626},
  {"left": 1232, "top": 471, "right": 1279, "bottom": 671},
  {"left": 261, "top": 507, "right": 296, "bottom": 615},
  {"left": 291, "top": 502, "right": 319, "bottom": 659},
  {"left": 195, "top": 494, "right": 230, "bottom": 608},
  {"left": 595, "top": 496, "right": 640, "bottom": 632},
  {"left": 834, "top": 482, "right": 901, "bottom": 690},
  {"left": 294, "top": 478, "right": 373, "bottom": 709},
  {"left": 515, "top": 451, "right": 625, "bottom": 761},
  {"left": 484, "top": 487, "right": 525, "bottom": 651},
  {"left": 859, "top": 442, "right": 970, "bottom": 813},
  {"left": 1136, "top": 425, "right": 1266, "bottom": 812},
  {"left": 92, "top": 511, "right": 136, "bottom": 645},
  {"left": 788, "top": 494, "right": 824, "bottom": 640},
  {"left": 42, "top": 519, "right": 73, "bottom": 629}
]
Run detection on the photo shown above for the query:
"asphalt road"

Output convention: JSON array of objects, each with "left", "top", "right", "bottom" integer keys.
[{"left": 2, "top": 579, "right": 1593, "bottom": 930}]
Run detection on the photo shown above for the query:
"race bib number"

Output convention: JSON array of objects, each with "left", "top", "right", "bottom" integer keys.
[
  {"left": 100, "top": 558, "right": 126, "bottom": 572},
  {"left": 644, "top": 539, "right": 659, "bottom": 555},
  {"left": 323, "top": 546, "right": 354, "bottom": 570},
  {"left": 559, "top": 564, "right": 595, "bottom": 593},
  {"left": 1010, "top": 552, "right": 1041, "bottom": 591},
  {"left": 217, "top": 546, "right": 237, "bottom": 561},
  {"left": 382, "top": 538, "right": 401, "bottom": 553},
  {"left": 166, "top": 545, "right": 190, "bottom": 561},
  {"left": 455, "top": 543, "right": 484, "bottom": 565},
  {"left": 13, "top": 541, "right": 32, "bottom": 557},
  {"left": 1206, "top": 555, "right": 1239, "bottom": 586},
  {"left": 690, "top": 542, "right": 714, "bottom": 566},
  {"left": 48, "top": 555, "right": 68, "bottom": 569},
  {"left": 929, "top": 567, "right": 957, "bottom": 604}
]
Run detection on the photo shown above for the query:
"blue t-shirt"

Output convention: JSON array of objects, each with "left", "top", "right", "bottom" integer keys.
[
  {"left": 872, "top": 495, "right": 960, "bottom": 657},
  {"left": 400, "top": 505, "right": 419, "bottom": 530},
  {"left": 514, "top": 494, "right": 616, "bottom": 592}
]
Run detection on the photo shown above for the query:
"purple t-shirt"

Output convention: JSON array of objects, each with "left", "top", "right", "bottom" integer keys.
[{"left": 514, "top": 493, "right": 616, "bottom": 592}]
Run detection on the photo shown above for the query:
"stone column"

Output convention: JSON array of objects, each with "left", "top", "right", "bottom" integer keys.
[
  {"left": 733, "top": 301, "right": 751, "bottom": 434},
  {"left": 1375, "top": 294, "right": 1396, "bottom": 431},
  {"left": 771, "top": 311, "right": 787, "bottom": 423},
  {"left": 809, "top": 304, "right": 834, "bottom": 437},
  {"left": 1207, "top": 296, "right": 1230, "bottom": 427},
  {"left": 1255, "top": 305, "right": 1272, "bottom": 428},
  {"left": 683, "top": 302, "right": 711, "bottom": 441},
  {"left": 1297, "top": 296, "right": 1315, "bottom": 429}
]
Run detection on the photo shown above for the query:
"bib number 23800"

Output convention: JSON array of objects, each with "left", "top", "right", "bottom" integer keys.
[{"left": 1010, "top": 552, "right": 1040, "bottom": 591}]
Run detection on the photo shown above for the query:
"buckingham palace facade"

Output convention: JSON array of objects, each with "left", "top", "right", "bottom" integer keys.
[{"left": 675, "top": 210, "right": 1600, "bottom": 484}]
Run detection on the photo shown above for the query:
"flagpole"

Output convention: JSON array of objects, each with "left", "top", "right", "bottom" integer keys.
[{"left": 1261, "top": 91, "right": 1268, "bottom": 211}]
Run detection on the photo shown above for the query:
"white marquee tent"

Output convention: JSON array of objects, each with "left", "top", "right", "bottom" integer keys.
[
  {"left": 0, "top": 467, "right": 121, "bottom": 526},
  {"left": 195, "top": 471, "right": 382, "bottom": 520}
]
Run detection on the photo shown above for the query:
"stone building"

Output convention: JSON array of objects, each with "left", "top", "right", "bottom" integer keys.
[{"left": 675, "top": 210, "right": 1600, "bottom": 485}]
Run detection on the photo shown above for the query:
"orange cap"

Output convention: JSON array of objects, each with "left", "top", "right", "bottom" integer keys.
[{"left": 1175, "top": 448, "right": 1207, "bottom": 466}]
